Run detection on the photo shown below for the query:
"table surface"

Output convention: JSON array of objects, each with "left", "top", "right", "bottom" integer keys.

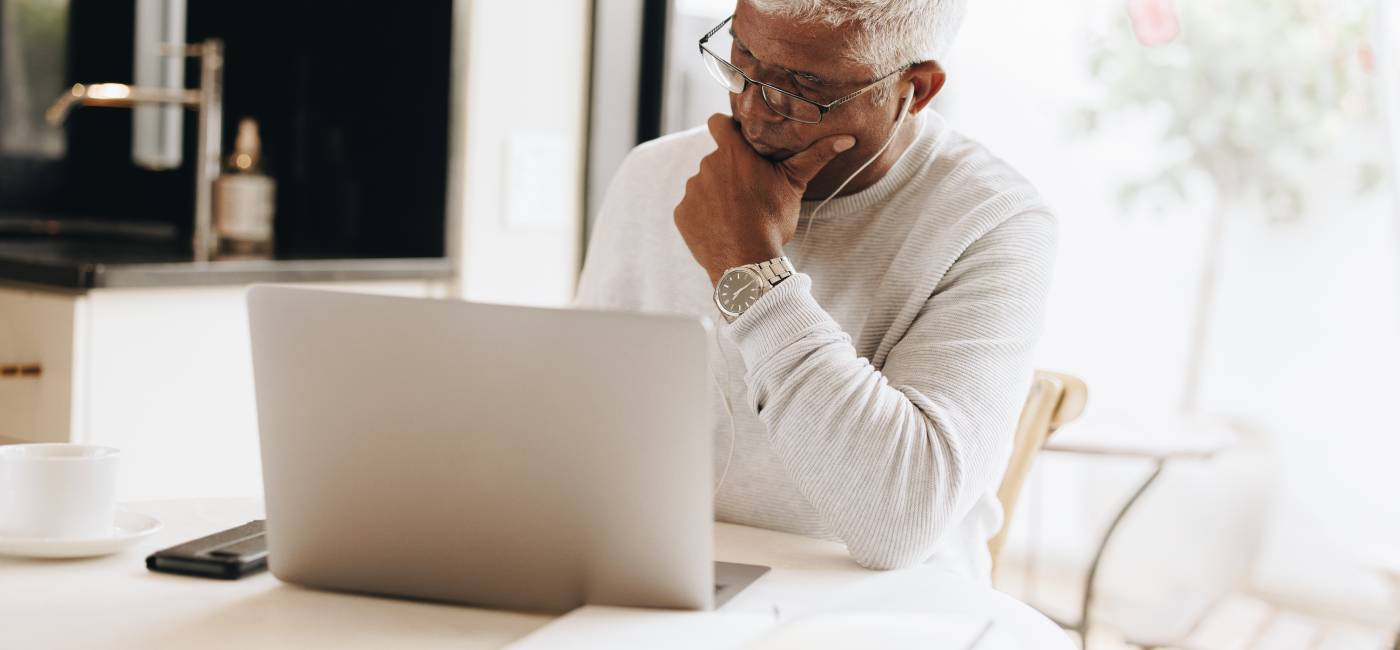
[
  {"left": 1, "top": 498, "right": 1073, "bottom": 649},
  {"left": 1044, "top": 411, "right": 1238, "bottom": 460}
]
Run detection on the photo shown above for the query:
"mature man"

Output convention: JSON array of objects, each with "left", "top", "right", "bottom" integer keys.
[{"left": 575, "top": 0, "right": 1055, "bottom": 581}]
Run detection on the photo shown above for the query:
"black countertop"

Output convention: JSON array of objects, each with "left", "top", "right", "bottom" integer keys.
[{"left": 0, "top": 237, "right": 454, "bottom": 291}]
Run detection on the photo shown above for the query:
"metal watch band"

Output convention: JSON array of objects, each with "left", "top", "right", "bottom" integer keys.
[{"left": 753, "top": 256, "right": 794, "bottom": 287}]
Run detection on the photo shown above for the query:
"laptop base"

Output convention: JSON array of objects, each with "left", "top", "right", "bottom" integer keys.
[{"left": 714, "top": 561, "right": 770, "bottom": 609}]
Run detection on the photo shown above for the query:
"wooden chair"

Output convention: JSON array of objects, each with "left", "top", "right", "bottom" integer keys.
[{"left": 988, "top": 370, "right": 1088, "bottom": 568}]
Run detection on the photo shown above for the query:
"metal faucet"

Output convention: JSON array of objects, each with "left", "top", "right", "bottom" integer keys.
[{"left": 46, "top": 39, "right": 224, "bottom": 262}]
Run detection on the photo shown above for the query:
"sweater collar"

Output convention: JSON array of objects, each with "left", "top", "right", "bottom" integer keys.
[{"left": 798, "top": 110, "right": 943, "bottom": 220}]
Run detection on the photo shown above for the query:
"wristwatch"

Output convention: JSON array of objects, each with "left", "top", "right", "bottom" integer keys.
[{"left": 713, "top": 256, "right": 795, "bottom": 323}]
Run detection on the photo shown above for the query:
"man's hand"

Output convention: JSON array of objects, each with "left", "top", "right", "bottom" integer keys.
[{"left": 674, "top": 114, "right": 855, "bottom": 285}]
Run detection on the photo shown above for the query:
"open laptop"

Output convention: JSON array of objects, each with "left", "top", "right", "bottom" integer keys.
[{"left": 246, "top": 285, "right": 768, "bottom": 613}]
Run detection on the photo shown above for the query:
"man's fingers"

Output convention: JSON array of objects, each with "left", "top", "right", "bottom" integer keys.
[
  {"left": 706, "top": 113, "right": 743, "bottom": 148},
  {"left": 781, "top": 134, "right": 856, "bottom": 186}
]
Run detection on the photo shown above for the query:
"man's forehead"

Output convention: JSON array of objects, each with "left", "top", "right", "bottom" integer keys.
[
  {"left": 729, "top": 27, "right": 831, "bottom": 83},
  {"left": 730, "top": 6, "right": 871, "bottom": 83}
]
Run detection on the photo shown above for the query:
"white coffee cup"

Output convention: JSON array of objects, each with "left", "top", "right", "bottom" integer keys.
[{"left": 0, "top": 444, "right": 120, "bottom": 539}]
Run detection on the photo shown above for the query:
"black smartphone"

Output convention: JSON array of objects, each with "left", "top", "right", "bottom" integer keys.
[{"left": 146, "top": 520, "right": 268, "bottom": 579}]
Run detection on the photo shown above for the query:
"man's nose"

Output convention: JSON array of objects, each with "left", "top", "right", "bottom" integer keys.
[{"left": 735, "top": 83, "right": 785, "bottom": 124}]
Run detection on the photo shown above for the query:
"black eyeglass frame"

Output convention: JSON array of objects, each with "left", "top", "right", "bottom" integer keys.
[{"left": 697, "top": 14, "right": 909, "bottom": 125}]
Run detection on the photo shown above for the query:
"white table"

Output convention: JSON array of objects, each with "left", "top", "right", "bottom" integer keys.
[{"left": 0, "top": 498, "right": 1073, "bottom": 649}]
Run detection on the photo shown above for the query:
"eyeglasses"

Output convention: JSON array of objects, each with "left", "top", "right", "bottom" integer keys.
[{"left": 698, "top": 14, "right": 906, "bottom": 125}]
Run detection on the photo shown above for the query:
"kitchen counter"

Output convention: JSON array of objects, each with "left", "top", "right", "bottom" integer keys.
[{"left": 0, "top": 237, "right": 454, "bottom": 291}]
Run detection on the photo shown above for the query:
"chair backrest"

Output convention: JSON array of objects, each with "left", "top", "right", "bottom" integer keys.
[{"left": 988, "top": 370, "right": 1088, "bottom": 567}]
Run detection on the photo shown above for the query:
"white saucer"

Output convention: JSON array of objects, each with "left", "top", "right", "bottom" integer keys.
[{"left": 0, "top": 511, "right": 162, "bottom": 559}]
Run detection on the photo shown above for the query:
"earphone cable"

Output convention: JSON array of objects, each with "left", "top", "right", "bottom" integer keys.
[
  {"left": 798, "top": 87, "right": 916, "bottom": 249},
  {"left": 711, "top": 324, "right": 737, "bottom": 497}
]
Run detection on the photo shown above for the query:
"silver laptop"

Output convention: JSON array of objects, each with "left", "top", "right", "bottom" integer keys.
[{"left": 246, "top": 285, "right": 768, "bottom": 613}]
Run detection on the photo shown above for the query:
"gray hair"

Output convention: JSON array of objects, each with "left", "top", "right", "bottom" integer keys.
[{"left": 746, "top": 0, "right": 967, "bottom": 73}]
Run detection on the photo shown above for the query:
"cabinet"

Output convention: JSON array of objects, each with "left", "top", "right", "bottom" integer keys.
[
  {"left": 0, "top": 280, "right": 449, "bottom": 499},
  {"left": 0, "top": 289, "right": 81, "bottom": 445}
]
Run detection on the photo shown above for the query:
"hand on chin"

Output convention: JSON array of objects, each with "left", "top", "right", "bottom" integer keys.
[{"left": 672, "top": 113, "right": 855, "bottom": 285}]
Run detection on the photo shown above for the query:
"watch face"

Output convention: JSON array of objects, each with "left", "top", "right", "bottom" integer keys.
[{"left": 717, "top": 268, "right": 766, "bottom": 315}]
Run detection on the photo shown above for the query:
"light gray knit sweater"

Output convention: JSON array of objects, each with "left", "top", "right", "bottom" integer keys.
[{"left": 575, "top": 112, "right": 1056, "bottom": 580}]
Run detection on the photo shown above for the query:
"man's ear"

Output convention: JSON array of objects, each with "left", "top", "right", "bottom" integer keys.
[{"left": 904, "top": 61, "right": 946, "bottom": 114}]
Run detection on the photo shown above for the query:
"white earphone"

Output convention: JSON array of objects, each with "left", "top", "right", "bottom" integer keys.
[{"left": 711, "top": 84, "right": 917, "bottom": 498}]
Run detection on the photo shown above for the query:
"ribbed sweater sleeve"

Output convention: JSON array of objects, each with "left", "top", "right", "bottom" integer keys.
[{"left": 724, "top": 210, "right": 1057, "bottom": 569}]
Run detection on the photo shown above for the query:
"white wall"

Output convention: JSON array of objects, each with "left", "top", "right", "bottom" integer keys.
[
  {"left": 947, "top": 0, "right": 1400, "bottom": 625},
  {"left": 452, "top": 0, "right": 591, "bottom": 307}
]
